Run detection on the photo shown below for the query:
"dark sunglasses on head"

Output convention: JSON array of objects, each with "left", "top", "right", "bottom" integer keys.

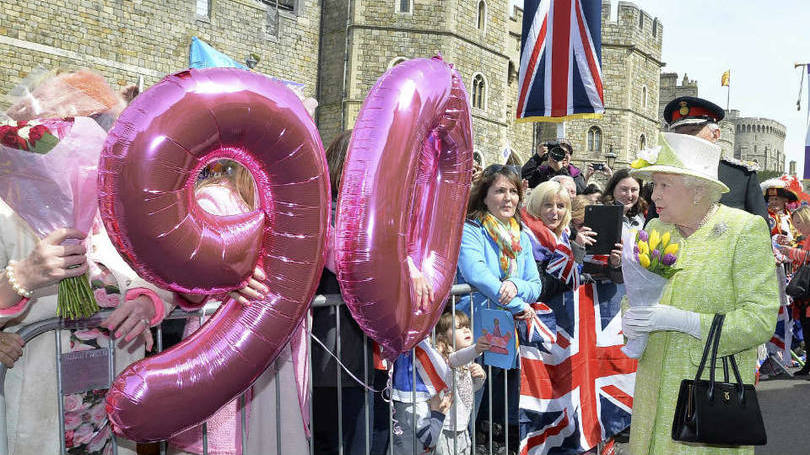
[{"left": 482, "top": 164, "right": 520, "bottom": 177}]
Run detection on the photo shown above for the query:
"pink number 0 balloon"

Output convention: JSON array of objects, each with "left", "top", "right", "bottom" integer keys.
[
  {"left": 98, "top": 68, "right": 329, "bottom": 441},
  {"left": 335, "top": 56, "right": 474, "bottom": 359}
]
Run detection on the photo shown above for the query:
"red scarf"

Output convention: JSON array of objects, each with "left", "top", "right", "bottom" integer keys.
[{"left": 520, "top": 208, "right": 557, "bottom": 251}]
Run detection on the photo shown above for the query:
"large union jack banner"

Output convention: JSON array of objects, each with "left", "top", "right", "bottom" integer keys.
[
  {"left": 517, "top": 0, "right": 605, "bottom": 122},
  {"left": 519, "top": 282, "right": 637, "bottom": 455}
]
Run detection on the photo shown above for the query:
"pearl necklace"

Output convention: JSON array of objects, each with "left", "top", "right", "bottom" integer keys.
[
  {"left": 697, "top": 204, "right": 719, "bottom": 230},
  {"left": 678, "top": 204, "right": 718, "bottom": 237}
]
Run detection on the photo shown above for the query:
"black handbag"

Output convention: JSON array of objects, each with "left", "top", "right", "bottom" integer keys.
[
  {"left": 671, "top": 314, "right": 767, "bottom": 446},
  {"left": 786, "top": 264, "right": 810, "bottom": 299}
]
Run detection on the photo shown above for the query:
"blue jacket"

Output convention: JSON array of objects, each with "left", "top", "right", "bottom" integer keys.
[{"left": 455, "top": 219, "right": 542, "bottom": 332}]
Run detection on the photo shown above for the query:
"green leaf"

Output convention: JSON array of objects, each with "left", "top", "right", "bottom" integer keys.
[{"left": 30, "top": 133, "right": 59, "bottom": 155}]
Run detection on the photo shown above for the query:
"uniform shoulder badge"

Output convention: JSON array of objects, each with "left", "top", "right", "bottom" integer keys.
[{"left": 721, "top": 156, "right": 758, "bottom": 172}]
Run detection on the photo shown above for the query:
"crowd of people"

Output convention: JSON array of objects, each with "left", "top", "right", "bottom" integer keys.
[{"left": 0, "top": 65, "right": 787, "bottom": 455}]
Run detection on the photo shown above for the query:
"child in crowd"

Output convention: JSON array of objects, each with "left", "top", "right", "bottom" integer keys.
[
  {"left": 391, "top": 339, "right": 453, "bottom": 455},
  {"left": 433, "top": 311, "right": 491, "bottom": 455}
]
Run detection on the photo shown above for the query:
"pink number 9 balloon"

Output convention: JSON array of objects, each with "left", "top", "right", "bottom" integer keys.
[
  {"left": 335, "top": 56, "right": 473, "bottom": 360},
  {"left": 98, "top": 68, "right": 329, "bottom": 441}
]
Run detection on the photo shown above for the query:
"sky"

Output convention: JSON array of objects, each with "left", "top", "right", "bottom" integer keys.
[{"left": 510, "top": 0, "right": 810, "bottom": 175}]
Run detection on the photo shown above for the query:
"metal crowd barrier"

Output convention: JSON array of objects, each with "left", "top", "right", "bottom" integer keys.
[{"left": 0, "top": 284, "right": 520, "bottom": 455}]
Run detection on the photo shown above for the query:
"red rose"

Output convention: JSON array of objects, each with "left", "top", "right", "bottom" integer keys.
[
  {"left": 28, "top": 124, "right": 49, "bottom": 145},
  {"left": 0, "top": 126, "right": 28, "bottom": 151},
  {"left": 16, "top": 120, "right": 28, "bottom": 128}
]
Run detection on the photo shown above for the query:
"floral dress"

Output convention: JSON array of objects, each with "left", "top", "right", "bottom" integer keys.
[
  {"left": 0, "top": 202, "right": 173, "bottom": 455},
  {"left": 62, "top": 262, "right": 123, "bottom": 455}
]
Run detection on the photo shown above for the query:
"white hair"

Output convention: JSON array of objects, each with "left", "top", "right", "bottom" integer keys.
[
  {"left": 679, "top": 174, "right": 723, "bottom": 204},
  {"left": 550, "top": 175, "right": 575, "bottom": 186}
]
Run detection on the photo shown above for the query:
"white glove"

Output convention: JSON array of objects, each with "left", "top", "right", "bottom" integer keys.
[{"left": 622, "top": 305, "right": 701, "bottom": 339}]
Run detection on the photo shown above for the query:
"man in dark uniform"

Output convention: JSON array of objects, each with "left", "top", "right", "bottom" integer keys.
[{"left": 647, "top": 96, "right": 768, "bottom": 222}]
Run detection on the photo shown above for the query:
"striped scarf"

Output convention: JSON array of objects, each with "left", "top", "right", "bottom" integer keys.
[{"left": 481, "top": 213, "right": 522, "bottom": 279}]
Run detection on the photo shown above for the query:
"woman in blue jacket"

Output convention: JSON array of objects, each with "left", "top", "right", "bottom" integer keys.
[{"left": 455, "top": 164, "right": 541, "bottom": 451}]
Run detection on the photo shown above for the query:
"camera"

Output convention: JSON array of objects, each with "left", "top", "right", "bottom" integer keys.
[
  {"left": 592, "top": 162, "right": 605, "bottom": 171},
  {"left": 548, "top": 146, "right": 567, "bottom": 162}
]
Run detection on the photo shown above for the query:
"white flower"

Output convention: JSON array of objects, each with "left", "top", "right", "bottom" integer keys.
[
  {"left": 17, "top": 126, "right": 31, "bottom": 141},
  {"left": 637, "top": 145, "right": 661, "bottom": 164}
]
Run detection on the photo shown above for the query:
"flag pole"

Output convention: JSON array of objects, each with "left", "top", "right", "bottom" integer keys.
[{"left": 726, "top": 71, "right": 731, "bottom": 112}]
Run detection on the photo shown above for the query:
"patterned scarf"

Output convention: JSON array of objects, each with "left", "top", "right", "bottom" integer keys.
[{"left": 482, "top": 213, "right": 522, "bottom": 278}]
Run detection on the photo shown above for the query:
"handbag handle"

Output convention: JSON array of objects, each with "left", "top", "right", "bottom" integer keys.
[
  {"left": 706, "top": 314, "right": 725, "bottom": 401},
  {"left": 708, "top": 314, "right": 746, "bottom": 402},
  {"left": 693, "top": 314, "right": 724, "bottom": 383},
  {"left": 693, "top": 314, "right": 747, "bottom": 404}
]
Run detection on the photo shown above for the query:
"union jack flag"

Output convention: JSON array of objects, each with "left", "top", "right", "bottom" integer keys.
[
  {"left": 546, "top": 235, "right": 581, "bottom": 289},
  {"left": 767, "top": 304, "right": 793, "bottom": 367},
  {"left": 519, "top": 302, "right": 558, "bottom": 349},
  {"left": 391, "top": 339, "right": 450, "bottom": 402},
  {"left": 519, "top": 283, "right": 637, "bottom": 455},
  {"left": 517, "top": 0, "right": 604, "bottom": 122}
]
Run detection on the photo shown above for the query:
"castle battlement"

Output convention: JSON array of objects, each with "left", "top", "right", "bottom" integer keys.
[{"left": 602, "top": 1, "right": 662, "bottom": 58}]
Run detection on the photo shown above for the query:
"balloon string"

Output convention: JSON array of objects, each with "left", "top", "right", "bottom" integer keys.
[{"left": 309, "top": 333, "right": 385, "bottom": 393}]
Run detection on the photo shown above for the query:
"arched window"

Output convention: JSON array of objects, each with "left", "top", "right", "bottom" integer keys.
[
  {"left": 477, "top": 0, "right": 487, "bottom": 31},
  {"left": 641, "top": 86, "right": 648, "bottom": 108},
  {"left": 472, "top": 73, "right": 486, "bottom": 110},
  {"left": 587, "top": 126, "right": 602, "bottom": 153},
  {"left": 638, "top": 13, "right": 643, "bottom": 29},
  {"left": 639, "top": 134, "right": 647, "bottom": 150},
  {"left": 388, "top": 56, "right": 408, "bottom": 68},
  {"left": 652, "top": 19, "right": 658, "bottom": 37}
]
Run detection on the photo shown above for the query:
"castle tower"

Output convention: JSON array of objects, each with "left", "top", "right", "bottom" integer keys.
[
  {"left": 318, "top": 0, "right": 527, "bottom": 165},
  {"left": 658, "top": 72, "right": 698, "bottom": 125},
  {"left": 731, "top": 117, "right": 786, "bottom": 173},
  {"left": 560, "top": 1, "right": 664, "bottom": 171}
]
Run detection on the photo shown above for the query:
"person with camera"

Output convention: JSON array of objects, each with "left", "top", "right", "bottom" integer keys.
[{"left": 521, "top": 140, "right": 587, "bottom": 193}]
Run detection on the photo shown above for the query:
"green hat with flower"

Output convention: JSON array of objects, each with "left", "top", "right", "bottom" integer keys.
[{"left": 630, "top": 132, "right": 729, "bottom": 193}]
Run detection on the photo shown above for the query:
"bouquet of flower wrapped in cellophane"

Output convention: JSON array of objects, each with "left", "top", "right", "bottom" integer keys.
[
  {"left": 0, "top": 68, "right": 122, "bottom": 319},
  {"left": 620, "top": 228, "right": 681, "bottom": 358}
]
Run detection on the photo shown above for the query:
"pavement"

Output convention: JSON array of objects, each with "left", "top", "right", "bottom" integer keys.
[{"left": 755, "top": 368, "right": 810, "bottom": 455}]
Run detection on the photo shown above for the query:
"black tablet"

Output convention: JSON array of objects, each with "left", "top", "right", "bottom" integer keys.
[{"left": 583, "top": 204, "right": 623, "bottom": 255}]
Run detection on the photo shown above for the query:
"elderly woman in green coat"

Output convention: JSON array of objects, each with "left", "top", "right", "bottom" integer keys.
[{"left": 621, "top": 132, "right": 780, "bottom": 455}]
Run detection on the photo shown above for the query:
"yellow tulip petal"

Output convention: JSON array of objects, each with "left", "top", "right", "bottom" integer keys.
[
  {"left": 637, "top": 240, "right": 649, "bottom": 255},
  {"left": 639, "top": 253, "right": 651, "bottom": 268},
  {"left": 649, "top": 229, "right": 661, "bottom": 251},
  {"left": 661, "top": 232, "right": 670, "bottom": 248},
  {"left": 664, "top": 243, "right": 679, "bottom": 256}
]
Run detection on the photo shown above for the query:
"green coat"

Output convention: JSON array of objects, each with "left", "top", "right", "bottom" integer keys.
[{"left": 629, "top": 205, "right": 780, "bottom": 455}]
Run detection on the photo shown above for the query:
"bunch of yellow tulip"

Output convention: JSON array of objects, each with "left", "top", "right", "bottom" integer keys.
[{"left": 634, "top": 228, "right": 680, "bottom": 279}]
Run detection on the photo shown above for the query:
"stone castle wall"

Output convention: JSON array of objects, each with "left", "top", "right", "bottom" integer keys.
[
  {"left": 318, "top": 0, "right": 526, "bottom": 165},
  {"left": 0, "top": 0, "right": 322, "bottom": 108},
  {"left": 2, "top": 0, "right": 669, "bottom": 175}
]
